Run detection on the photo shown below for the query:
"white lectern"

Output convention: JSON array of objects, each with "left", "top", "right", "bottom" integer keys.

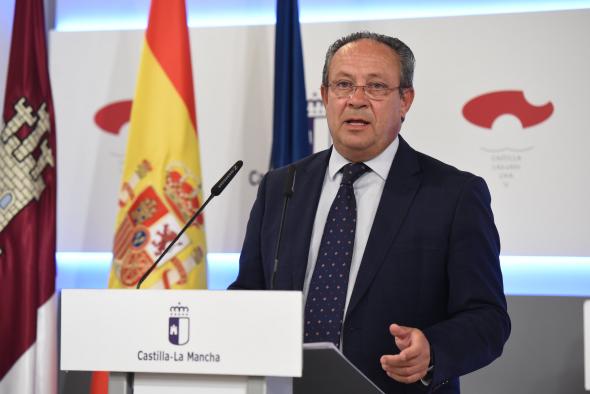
[
  {"left": 61, "top": 289, "right": 383, "bottom": 394},
  {"left": 60, "top": 289, "right": 302, "bottom": 394}
]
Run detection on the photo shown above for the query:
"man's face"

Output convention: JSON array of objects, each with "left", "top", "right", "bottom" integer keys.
[{"left": 321, "top": 39, "right": 414, "bottom": 162}]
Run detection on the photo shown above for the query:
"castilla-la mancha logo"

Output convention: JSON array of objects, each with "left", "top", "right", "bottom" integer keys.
[
  {"left": 168, "top": 303, "right": 190, "bottom": 345},
  {"left": 462, "top": 90, "right": 554, "bottom": 187}
]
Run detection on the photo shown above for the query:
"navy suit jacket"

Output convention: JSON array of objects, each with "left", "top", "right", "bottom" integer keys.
[{"left": 230, "top": 136, "right": 511, "bottom": 393}]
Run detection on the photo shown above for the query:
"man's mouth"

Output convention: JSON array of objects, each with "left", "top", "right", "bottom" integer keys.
[{"left": 344, "top": 118, "right": 370, "bottom": 126}]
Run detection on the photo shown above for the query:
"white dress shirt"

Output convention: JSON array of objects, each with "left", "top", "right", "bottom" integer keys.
[{"left": 302, "top": 137, "right": 399, "bottom": 320}]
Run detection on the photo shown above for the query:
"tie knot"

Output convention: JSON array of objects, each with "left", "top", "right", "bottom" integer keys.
[{"left": 340, "top": 162, "right": 369, "bottom": 186}]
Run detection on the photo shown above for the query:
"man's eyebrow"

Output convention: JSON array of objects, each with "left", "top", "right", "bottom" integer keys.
[
  {"left": 331, "top": 71, "right": 388, "bottom": 80},
  {"left": 331, "top": 71, "right": 354, "bottom": 79},
  {"left": 366, "top": 72, "right": 386, "bottom": 79}
]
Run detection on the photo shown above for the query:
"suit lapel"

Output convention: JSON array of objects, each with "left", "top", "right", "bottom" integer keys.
[
  {"left": 346, "top": 136, "right": 422, "bottom": 316},
  {"left": 287, "top": 149, "right": 331, "bottom": 290}
]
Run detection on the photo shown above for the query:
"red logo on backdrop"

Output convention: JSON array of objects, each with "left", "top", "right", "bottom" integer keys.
[
  {"left": 95, "top": 100, "right": 132, "bottom": 134},
  {"left": 462, "top": 90, "right": 554, "bottom": 188},
  {"left": 462, "top": 90, "right": 553, "bottom": 129}
]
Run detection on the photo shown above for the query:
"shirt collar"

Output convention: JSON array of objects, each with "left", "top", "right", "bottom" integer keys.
[{"left": 328, "top": 136, "right": 400, "bottom": 181}]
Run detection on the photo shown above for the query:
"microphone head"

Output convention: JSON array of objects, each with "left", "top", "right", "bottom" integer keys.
[
  {"left": 211, "top": 160, "right": 243, "bottom": 196},
  {"left": 283, "top": 165, "right": 296, "bottom": 198}
]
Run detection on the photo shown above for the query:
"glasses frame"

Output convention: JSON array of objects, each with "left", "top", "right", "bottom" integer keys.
[{"left": 326, "top": 81, "right": 403, "bottom": 100}]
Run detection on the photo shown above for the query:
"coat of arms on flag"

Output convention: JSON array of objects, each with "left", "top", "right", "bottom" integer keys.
[
  {"left": 112, "top": 164, "right": 205, "bottom": 288},
  {"left": 0, "top": 98, "right": 54, "bottom": 233}
]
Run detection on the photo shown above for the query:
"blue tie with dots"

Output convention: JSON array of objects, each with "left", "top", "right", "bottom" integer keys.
[{"left": 304, "top": 162, "right": 370, "bottom": 346}]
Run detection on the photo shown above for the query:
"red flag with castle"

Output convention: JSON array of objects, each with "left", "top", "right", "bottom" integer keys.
[{"left": 0, "top": 0, "right": 58, "bottom": 392}]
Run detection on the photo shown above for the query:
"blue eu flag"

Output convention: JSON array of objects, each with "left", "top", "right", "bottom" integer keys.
[{"left": 271, "top": 0, "right": 311, "bottom": 169}]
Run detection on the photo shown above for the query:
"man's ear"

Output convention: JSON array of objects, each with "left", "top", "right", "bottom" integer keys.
[
  {"left": 321, "top": 85, "right": 329, "bottom": 107},
  {"left": 400, "top": 87, "right": 415, "bottom": 121}
]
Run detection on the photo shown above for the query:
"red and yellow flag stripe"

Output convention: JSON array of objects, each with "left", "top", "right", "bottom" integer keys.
[{"left": 108, "top": 0, "right": 206, "bottom": 290}]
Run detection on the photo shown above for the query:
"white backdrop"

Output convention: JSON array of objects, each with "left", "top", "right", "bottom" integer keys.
[{"left": 50, "top": 9, "right": 590, "bottom": 255}]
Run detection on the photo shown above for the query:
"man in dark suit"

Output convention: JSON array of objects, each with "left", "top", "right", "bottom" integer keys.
[{"left": 230, "top": 32, "right": 510, "bottom": 393}]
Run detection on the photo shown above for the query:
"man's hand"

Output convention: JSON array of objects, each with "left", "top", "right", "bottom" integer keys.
[{"left": 380, "top": 324, "right": 431, "bottom": 384}]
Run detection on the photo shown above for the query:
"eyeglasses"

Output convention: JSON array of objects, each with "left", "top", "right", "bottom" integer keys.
[{"left": 327, "top": 80, "right": 401, "bottom": 100}]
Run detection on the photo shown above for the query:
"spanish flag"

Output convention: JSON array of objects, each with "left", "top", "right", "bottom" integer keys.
[
  {"left": 108, "top": 0, "right": 207, "bottom": 291},
  {"left": 92, "top": 1, "right": 206, "bottom": 389}
]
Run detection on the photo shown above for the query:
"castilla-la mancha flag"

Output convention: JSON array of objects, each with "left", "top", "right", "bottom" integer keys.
[{"left": 0, "top": 0, "right": 58, "bottom": 392}]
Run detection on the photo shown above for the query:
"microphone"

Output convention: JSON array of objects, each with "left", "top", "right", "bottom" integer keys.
[
  {"left": 211, "top": 160, "right": 243, "bottom": 196},
  {"left": 270, "top": 165, "right": 296, "bottom": 290},
  {"left": 136, "top": 160, "right": 243, "bottom": 289}
]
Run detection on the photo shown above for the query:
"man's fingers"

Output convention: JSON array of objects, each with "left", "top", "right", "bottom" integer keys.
[
  {"left": 383, "top": 324, "right": 431, "bottom": 385},
  {"left": 389, "top": 323, "right": 411, "bottom": 338},
  {"left": 399, "top": 344, "right": 421, "bottom": 361},
  {"left": 381, "top": 360, "right": 425, "bottom": 377},
  {"left": 385, "top": 370, "right": 424, "bottom": 384},
  {"left": 380, "top": 352, "right": 425, "bottom": 368},
  {"left": 394, "top": 335, "right": 411, "bottom": 350},
  {"left": 380, "top": 354, "right": 412, "bottom": 368},
  {"left": 386, "top": 341, "right": 421, "bottom": 363},
  {"left": 381, "top": 354, "right": 429, "bottom": 385},
  {"left": 390, "top": 324, "right": 412, "bottom": 350}
]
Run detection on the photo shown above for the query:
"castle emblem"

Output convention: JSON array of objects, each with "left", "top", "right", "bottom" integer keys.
[
  {"left": 0, "top": 97, "right": 54, "bottom": 232},
  {"left": 169, "top": 303, "right": 190, "bottom": 345}
]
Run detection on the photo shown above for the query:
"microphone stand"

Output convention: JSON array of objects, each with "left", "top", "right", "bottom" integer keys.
[{"left": 270, "top": 165, "right": 296, "bottom": 290}]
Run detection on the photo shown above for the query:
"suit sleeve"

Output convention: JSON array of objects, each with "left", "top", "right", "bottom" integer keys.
[
  {"left": 423, "top": 176, "right": 511, "bottom": 391},
  {"left": 227, "top": 173, "right": 269, "bottom": 290}
]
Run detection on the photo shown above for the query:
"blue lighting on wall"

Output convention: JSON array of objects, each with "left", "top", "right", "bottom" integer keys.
[
  {"left": 501, "top": 256, "right": 590, "bottom": 297},
  {"left": 55, "top": 0, "right": 590, "bottom": 31},
  {"left": 56, "top": 252, "right": 590, "bottom": 296},
  {"left": 56, "top": 252, "right": 240, "bottom": 290}
]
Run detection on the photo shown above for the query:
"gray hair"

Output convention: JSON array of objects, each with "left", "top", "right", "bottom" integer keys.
[{"left": 321, "top": 31, "right": 415, "bottom": 90}]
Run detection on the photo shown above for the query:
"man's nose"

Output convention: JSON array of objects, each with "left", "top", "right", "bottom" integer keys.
[{"left": 348, "top": 86, "right": 369, "bottom": 106}]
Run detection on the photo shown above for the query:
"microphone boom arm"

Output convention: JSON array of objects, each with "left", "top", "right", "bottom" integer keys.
[{"left": 136, "top": 160, "right": 243, "bottom": 289}]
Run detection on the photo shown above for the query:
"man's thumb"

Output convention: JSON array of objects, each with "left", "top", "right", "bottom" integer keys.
[{"left": 390, "top": 323, "right": 411, "bottom": 338}]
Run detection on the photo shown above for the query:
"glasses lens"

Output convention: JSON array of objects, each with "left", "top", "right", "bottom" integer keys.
[
  {"left": 365, "top": 87, "right": 386, "bottom": 99},
  {"left": 329, "top": 84, "right": 397, "bottom": 99},
  {"left": 334, "top": 86, "right": 353, "bottom": 98}
]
